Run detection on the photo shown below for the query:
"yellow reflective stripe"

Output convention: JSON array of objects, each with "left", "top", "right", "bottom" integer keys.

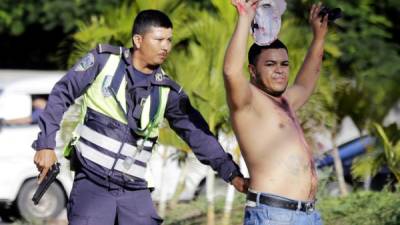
[
  {"left": 145, "top": 86, "right": 170, "bottom": 138},
  {"left": 84, "top": 55, "right": 127, "bottom": 124},
  {"left": 136, "top": 86, "right": 169, "bottom": 138},
  {"left": 116, "top": 78, "right": 127, "bottom": 113},
  {"left": 155, "top": 87, "right": 170, "bottom": 125}
]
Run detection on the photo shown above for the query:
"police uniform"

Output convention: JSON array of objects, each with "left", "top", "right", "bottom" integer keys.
[{"left": 32, "top": 44, "right": 242, "bottom": 225}]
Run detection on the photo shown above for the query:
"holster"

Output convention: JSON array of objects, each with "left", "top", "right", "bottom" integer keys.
[{"left": 63, "top": 138, "right": 80, "bottom": 171}]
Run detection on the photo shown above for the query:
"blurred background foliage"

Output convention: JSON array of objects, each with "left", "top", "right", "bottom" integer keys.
[
  {"left": 164, "top": 190, "right": 400, "bottom": 225},
  {"left": 1, "top": 0, "right": 399, "bottom": 182},
  {"left": 1, "top": 0, "right": 400, "bottom": 224}
]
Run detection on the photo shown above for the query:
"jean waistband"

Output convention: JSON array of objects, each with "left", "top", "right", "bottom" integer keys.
[{"left": 246, "top": 189, "right": 316, "bottom": 213}]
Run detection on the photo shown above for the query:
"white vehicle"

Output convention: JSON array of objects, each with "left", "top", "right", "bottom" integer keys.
[
  {"left": 0, "top": 70, "right": 73, "bottom": 221},
  {"left": 0, "top": 70, "right": 232, "bottom": 222}
]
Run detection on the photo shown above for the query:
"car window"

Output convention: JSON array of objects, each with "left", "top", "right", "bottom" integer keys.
[{"left": 0, "top": 92, "right": 32, "bottom": 119}]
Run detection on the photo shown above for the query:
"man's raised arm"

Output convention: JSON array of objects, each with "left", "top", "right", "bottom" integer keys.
[
  {"left": 287, "top": 3, "right": 329, "bottom": 111},
  {"left": 223, "top": 0, "right": 259, "bottom": 111}
]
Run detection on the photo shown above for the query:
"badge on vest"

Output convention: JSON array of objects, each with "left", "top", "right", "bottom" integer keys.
[
  {"left": 155, "top": 73, "right": 163, "bottom": 82},
  {"left": 124, "top": 49, "right": 130, "bottom": 59},
  {"left": 74, "top": 53, "right": 95, "bottom": 72},
  {"left": 102, "top": 75, "right": 113, "bottom": 97}
]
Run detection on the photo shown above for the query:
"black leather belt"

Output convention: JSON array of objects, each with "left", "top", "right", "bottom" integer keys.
[{"left": 246, "top": 192, "right": 315, "bottom": 212}]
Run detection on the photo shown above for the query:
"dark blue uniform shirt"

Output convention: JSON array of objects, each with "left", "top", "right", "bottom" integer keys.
[
  {"left": 31, "top": 108, "right": 44, "bottom": 124},
  {"left": 32, "top": 44, "right": 241, "bottom": 185}
]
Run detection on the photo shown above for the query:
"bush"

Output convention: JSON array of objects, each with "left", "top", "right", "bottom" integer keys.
[
  {"left": 164, "top": 190, "right": 400, "bottom": 225},
  {"left": 318, "top": 191, "right": 400, "bottom": 225}
]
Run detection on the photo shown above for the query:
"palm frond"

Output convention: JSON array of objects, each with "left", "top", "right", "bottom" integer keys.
[{"left": 351, "top": 148, "right": 385, "bottom": 180}]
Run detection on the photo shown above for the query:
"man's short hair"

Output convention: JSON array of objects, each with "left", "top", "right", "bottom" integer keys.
[
  {"left": 132, "top": 9, "right": 173, "bottom": 36},
  {"left": 248, "top": 39, "right": 288, "bottom": 65}
]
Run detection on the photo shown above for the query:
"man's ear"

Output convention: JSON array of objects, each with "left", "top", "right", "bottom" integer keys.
[
  {"left": 248, "top": 64, "right": 256, "bottom": 79},
  {"left": 132, "top": 34, "right": 142, "bottom": 49}
]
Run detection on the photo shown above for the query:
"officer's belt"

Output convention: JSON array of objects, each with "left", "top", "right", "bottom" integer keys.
[{"left": 74, "top": 124, "right": 153, "bottom": 180}]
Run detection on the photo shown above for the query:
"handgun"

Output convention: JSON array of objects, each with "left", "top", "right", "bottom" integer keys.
[
  {"left": 32, "top": 163, "right": 60, "bottom": 205},
  {"left": 318, "top": 6, "right": 342, "bottom": 22}
]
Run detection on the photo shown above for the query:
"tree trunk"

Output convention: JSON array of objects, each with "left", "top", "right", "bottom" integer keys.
[
  {"left": 222, "top": 185, "right": 235, "bottom": 225},
  {"left": 221, "top": 145, "right": 241, "bottom": 225},
  {"left": 168, "top": 156, "right": 188, "bottom": 209},
  {"left": 158, "top": 146, "right": 170, "bottom": 217},
  {"left": 206, "top": 167, "right": 215, "bottom": 225},
  {"left": 331, "top": 132, "right": 349, "bottom": 196},
  {"left": 363, "top": 174, "right": 371, "bottom": 190}
]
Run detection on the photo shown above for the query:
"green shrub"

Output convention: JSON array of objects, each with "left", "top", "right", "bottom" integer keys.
[
  {"left": 318, "top": 191, "right": 400, "bottom": 225},
  {"left": 165, "top": 190, "right": 400, "bottom": 225}
]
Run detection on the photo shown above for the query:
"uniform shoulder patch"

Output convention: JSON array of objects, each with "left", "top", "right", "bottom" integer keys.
[{"left": 74, "top": 53, "right": 95, "bottom": 72}]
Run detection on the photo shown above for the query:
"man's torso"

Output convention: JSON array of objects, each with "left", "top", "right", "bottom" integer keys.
[{"left": 232, "top": 85, "right": 317, "bottom": 201}]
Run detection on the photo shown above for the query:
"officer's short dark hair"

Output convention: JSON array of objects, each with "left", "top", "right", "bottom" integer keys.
[
  {"left": 132, "top": 10, "right": 173, "bottom": 36},
  {"left": 248, "top": 39, "right": 288, "bottom": 65}
]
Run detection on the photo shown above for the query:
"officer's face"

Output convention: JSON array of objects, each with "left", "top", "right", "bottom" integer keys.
[
  {"left": 249, "top": 48, "right": 289, "bottom": 95},
  {"left": 133, "top": 26, "right": 173, "bottom": 66}
]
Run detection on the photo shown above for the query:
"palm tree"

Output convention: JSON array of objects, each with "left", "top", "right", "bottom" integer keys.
[
  {"left": 162, "top": 4, "right": 229, "bottom": 225},
  {"left": 352, "top": 123, "right": 400, "bottom": 184},
  {"left": 222, "top": 144, "right": 241, "bottom": 225},
  {"left": 317, "top": 0, "right": 400, "bottom": 190},
  {"left": 164, "top": 0, "right": 244, "bottom": 223},
  {"left": 68, "top": 0, "right": 190, "bottom": 65}
]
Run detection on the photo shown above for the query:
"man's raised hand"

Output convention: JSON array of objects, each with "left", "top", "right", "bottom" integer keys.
[
  {"left": 231, "top": 0, "right": 259, "bottom": 17},
  {"left": 309, "top": 3, "right": 329, "bottom": 40}
]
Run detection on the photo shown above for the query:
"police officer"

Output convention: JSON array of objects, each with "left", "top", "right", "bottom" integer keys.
[{"left": 33, "top": 9, "right": 248, "bottom": 225}]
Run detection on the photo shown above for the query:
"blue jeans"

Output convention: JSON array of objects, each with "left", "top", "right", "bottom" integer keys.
[{"left": 244, "top": 192, "right": 323, "bottom": 225}]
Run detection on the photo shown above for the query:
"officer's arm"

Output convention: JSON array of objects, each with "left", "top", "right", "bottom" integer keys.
[
  {"left": 33, "top": 50, "right": 101, "bottom": 151},
  {"left": 165, "top": 90, "right": 243, "bottom": 184},
  {"left": 33, "top": 49, "right": 101, "bottom": 181}
]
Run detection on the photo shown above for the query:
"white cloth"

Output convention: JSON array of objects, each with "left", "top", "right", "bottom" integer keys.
[{"left": 251, "top": 0, "right": 287, "bottom": 46}]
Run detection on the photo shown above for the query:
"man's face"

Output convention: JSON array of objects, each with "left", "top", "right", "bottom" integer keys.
[
  {"left": 133, "top": 26, "right": 173, "bottom": 66},
  {"left": 249, "top": 48, "right": 289, "bottom": 96}
]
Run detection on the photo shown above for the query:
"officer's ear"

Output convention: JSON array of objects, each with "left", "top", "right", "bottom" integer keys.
[{"left": 132, "top": 34, "right": 143, "bottom": 49}]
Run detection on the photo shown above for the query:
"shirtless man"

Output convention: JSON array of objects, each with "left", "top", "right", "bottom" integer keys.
[{"left": 224, "top": 0, "right": 328, "bottom": 224}]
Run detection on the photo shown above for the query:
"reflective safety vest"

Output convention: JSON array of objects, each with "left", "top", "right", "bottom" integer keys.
[{"left": 63, "top": 51, "right": 170, "bottom": 184}]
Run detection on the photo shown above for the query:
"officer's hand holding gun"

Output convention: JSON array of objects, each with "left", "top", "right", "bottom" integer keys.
[
  {"left": 32, "top": 149, "right": 59, "bottom": 205},
  {"left": 32, "top": 162, "right": 60, "bottom": 205},
  {"left": 34, "top": 149, "right": 58, "bottom": 183}
]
